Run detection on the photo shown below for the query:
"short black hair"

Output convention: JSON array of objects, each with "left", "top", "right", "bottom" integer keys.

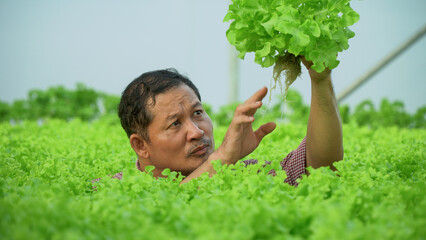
[{"left": 118, "top": 68, "right": 201, "bottom": 141}]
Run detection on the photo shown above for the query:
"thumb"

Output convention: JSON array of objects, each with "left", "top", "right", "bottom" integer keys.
[{"left": 255, "top": 122, "right": 276, "bottom": 141}]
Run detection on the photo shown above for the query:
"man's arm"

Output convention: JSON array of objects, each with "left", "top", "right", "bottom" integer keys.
[
  {"left": 302, "top": 58, "right": 344, "bottom": 170},
  {"left": 181, "top": 61, "right": 344, "bottom": 184}
]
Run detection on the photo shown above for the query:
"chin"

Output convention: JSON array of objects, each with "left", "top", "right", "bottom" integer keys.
[
  {"left": 193, "top": 155, "right": 209, "bottom": 167},
  {"left": 184, "top": 156, "right": 209, "bottom": 175},
  {"left": 181, "top": 150, "right": 213, "bottom": 176}
]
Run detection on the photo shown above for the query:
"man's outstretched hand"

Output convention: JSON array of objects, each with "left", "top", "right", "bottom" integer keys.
[
  {"left": 213, "top": 87, "right": 276, "bottom": 165},
  {"left": 181, "top": 87, "right": 276, "bottom": 184}
]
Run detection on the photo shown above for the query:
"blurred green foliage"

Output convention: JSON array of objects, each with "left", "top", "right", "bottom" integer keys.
[
  {"left": 0, "top": 85, "right": 424, "bottom": 129},
  {"left": 209, "top": 89, "right": 425, "bottom": 129},
  {"left": 352, "top": 99, "right": 425, "bottom": 128},
  {"left": 0, "top": 83, "right": 120, "bottom": 122}
]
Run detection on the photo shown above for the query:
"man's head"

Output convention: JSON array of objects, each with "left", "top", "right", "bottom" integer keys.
[{"left": 118, "top": 69, "right": 214, "bottom": 176}]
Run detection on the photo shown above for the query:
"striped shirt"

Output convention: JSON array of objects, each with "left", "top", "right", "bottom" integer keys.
[{"left": 242, "top": 137, "right": 306, "bottom": 186}]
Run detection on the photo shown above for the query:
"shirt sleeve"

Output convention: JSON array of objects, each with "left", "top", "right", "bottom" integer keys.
[{"left": 280, "top": 137, "right": 307, "bottom": 186}]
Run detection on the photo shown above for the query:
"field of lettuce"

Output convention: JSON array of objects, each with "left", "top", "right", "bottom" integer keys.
[{"left": 0, "top": 86, "right": 425, "bottom": 239}]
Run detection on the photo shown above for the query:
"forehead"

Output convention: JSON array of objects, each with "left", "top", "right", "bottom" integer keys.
[{"left": 150, "top": 84, "right": 200, "bottom": 116}]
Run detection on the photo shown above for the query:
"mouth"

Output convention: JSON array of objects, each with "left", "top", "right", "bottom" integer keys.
[
  {"left": 190, "top": 144, "right": 209, "bottom": 156},
  {"left": 187, "top": 137, "right": 213, "bottom": 159},
  {"left": 188, "top": 140, "right": 212, "bottom": 158}
]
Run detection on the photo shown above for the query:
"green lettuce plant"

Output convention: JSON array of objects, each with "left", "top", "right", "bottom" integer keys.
[
  {"left": 1, "top": 119, "right": 425, "bottom": 239},
  {"left": 224, "top": 0, "right": 359, "bottom": 96}
]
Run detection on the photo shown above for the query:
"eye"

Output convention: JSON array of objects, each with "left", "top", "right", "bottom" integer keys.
[
  {"left": 194, "top": 110, "right": 203, "bottom": 116},
  {"left": 169, "top": 120, "right": 180, "bottom": 128}
]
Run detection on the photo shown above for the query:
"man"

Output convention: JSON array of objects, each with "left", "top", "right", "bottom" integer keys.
[{"left": 117, "top": 58, "right": 343, "bottom": 185}]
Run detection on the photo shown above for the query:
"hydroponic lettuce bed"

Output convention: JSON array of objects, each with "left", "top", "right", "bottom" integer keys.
[{"left": 0, "top": 119, "right": 425, "bottom": 239}]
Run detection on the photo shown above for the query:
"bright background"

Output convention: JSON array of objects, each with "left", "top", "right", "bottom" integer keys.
[{"left": 1, "top": 0, "right": 425, "bottom": 113}]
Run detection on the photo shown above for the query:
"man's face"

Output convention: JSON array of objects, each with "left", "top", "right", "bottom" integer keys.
[{"left": 143, "top": 84, "right": 214, "bottom": 176}]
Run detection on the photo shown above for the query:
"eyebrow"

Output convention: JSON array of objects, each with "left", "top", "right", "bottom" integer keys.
[
  {"left": 165, "top": 102, "right": 202, "bottom": 121},
  {"left": 166, "top": 112, "right": 180, "bottom": 121},
  {"left": 191, "top": 102, "right": 202, "bottom": 109}
]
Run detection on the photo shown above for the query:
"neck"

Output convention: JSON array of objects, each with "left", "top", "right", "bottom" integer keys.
[{"left": 137, "top": 158, "right": 166, "bottom": 178}]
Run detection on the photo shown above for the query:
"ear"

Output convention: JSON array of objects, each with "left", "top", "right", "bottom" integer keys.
[{"left": 129, "top": 133, "right": 150, "bottom": 159}]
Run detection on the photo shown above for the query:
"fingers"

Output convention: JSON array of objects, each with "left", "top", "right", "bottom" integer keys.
[
  {"left": 236, "top": 86, "right": 268, "bottom": 118},
  {"left": 235, "top": 100, "right": 262, "bottom": 117},
  {"left": 233, "top": 115, "right": 255, "bottom": 124},
  {"left": 300, "top": 55, "right": 313, "bottom": 69},
  {"left": 300, "top": 55, "right": 333, "bottom": 75},
  {"left": 244, "top": 86, "right": 268, "bottom": 104},
  {"left": 255, "top": 122, "right": 276, "bottom": 141}
]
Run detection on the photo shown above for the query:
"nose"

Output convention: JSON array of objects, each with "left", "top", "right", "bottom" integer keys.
[{"left": 186, "top": 120, "right": 204, "bottom": 141}]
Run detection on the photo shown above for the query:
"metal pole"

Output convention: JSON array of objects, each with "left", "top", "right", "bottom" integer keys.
[
  {"left": 337, "top": 24, "right": 426, "bottom": 103},
  {"left": 229, "top": 46, "right": 239, "bottom": 103}
]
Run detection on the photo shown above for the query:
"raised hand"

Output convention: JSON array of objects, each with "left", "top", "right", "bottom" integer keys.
[
  {"left": 300, "top": 56, "right": 332, "bottom": 83},
  {"left": 214, "top": 87, "right": 276, "bottom": 164},
  {"left": 181, "top": 87, "right": 276, "bottom": 184}
]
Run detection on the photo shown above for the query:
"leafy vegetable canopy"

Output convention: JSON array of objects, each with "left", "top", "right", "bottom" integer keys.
[
  {"left": 1, "top": 119, "right": 425, "bottom": 239},
  {"left": 224, "top": 0, "right": 360, "bottom": 72}
]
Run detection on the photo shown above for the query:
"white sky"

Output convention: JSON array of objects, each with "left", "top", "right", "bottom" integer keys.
[{"left": 0, "top": 0, "right": 425, "bottom": 113}]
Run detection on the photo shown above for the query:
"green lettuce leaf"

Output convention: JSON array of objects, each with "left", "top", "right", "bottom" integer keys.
[{"left": 224, "top": 0, "right": 360, "bottom": 72}]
